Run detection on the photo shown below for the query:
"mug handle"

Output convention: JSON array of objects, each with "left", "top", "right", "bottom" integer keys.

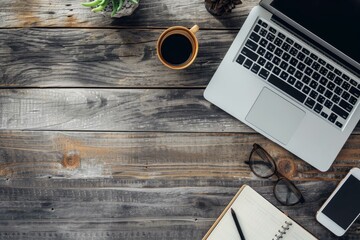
[{"left": 190, "top": 25, "right": 199, "bottom": 34}]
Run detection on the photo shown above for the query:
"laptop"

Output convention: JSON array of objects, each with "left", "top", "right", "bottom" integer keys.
[{"left": 204, "top": 0, "right": 360, "bottom": 171}]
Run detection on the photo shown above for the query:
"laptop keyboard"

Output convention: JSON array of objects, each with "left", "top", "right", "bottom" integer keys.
[{"left": 236, "top": 19, "right": 359, "bottom": 129}]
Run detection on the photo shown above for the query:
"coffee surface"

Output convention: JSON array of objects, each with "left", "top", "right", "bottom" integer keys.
[{"left": 161, "top": 34, "right": 193, "bottom": 65}]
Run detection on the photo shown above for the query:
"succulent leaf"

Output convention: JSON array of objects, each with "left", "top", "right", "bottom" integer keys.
[
  {"left": 111, "top": 0, "right": 120, "bottom": 16},
  {"left": 117, "top": 0, "right": 125, "bottom": 12},
  {"left": 82, "top": 0, "right": 102, "bottom": 7}
]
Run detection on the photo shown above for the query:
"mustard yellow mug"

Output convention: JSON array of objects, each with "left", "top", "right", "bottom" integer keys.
[{"left": 157, "top": 25, "right": 199, "bottom": 70}]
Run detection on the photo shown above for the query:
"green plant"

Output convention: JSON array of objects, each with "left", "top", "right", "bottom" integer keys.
[{"left": 82, "top": 0, "right": 139, "bottom": 16}]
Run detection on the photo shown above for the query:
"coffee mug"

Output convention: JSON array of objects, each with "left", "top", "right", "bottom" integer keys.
[{"left": 157, "top": 25, "right": 199, "bottom": 70}]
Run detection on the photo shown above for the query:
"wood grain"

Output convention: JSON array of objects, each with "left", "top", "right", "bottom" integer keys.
[
  {"left": 0, "top": 0, "right": 259, "bottom": 29},
  {"left": 0, "top": 131, "right": 359, "bottom": 181},
  {"left": 0, "top": 179, "right": 358, "bottom": 240},
  {"left": 0, "top": 28, "right": 236, "bottom": 87},
  {"left": 0, "top": 89, "right": 359, "bottom": 133}
]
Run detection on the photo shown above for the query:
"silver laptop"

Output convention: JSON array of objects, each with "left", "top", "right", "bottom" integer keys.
[{"left": 204, "top": 0, "right": 360, "bottom": 171}]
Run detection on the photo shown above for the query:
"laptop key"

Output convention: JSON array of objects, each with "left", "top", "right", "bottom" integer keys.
[
  {"left": 253, "top": 25, "right": 261, "bottom": 33},
  {"left": 294, "top": 43, "right": 302, "bottom": 50},
  {"left": 273, "top": 67, "right": 281, "bottom": 75},
  {"left": 267, "top": 43, "right": 276, "bottom": 52},
  {"left": 259, "top": 28, "right": 267, "bottom": 37},
  {"left": 305, "top": 98, "right": 315, "bottom": 109},
  {"left": 302, "top": 48, "right": 310, "bottom": 55},
  {"left": 328, "top": 113, "right": 337, "bottom": 123},
  {"left": 251, "top": 63, "right": 261, "bottom": 74},
  {"left": 349, "top": 96, "right": 357, "bottom": 105},
  {"left": 289, "top": 47, "right": 298, "bottom": 56},
  {"left": 332, "top": 94, "right": 340, "bottom": 104},
  {"left": 302, "top": 75, "right": 311, "bottom": 84},
  {"left": 245, "top": 40, "right": 258, "bottom": 51},
  {"left": 269, "top": 27, "right": 277, "bottom": 34},
  {"left": 332, "top": 105, "right": 349, "bottom": 119},
  {"left": 325, "top": 100, "right": 333, "bottom": 108},
  {"left": 250, "top": 32, "right": 261, "bottom": 42},
  {"left": 295, "top": 71, "right": 303, "bottom": 80},
  {"left": 265, "top": 62, "right": 274, "bottom": 71},
  {"left": 278, "top": 32, "right": 286, "bottom": 39},
  {"left": 241, "top": 47, "right": 258, "bottom": 62},
  {"left": 318, "top": 58, "right": 326, "bottom": 65},
  {"left": 310, "top": 90, "right": 318, "bottom": 99},
  {"left": 282, "top": 53, "right": 291, "bottom": 61},
  {"left": 341, "top": 82, "right": 350, "bottom": 90},
  {"left": 310, "top": 80, "right": 318, "bottom": 89},
  {"left": 334, "top": 69, "right": 342, "bottom": 76},
  {"left": 339, "top": 100, "right": 353, "bottom": 112},
  {"left": 350, "top": 79, "right": 357, "bottom": 86},
  {"left": 296, "top": 52, "right": 306, "bottom": 61},
  {"left": 257, "top": 57, "right": 266, "bottom": 66},
  {"left": 317, "top": 85, "right": 325, "bottom": 94},
  {"left": 312, "top": 72, "right": 320, "bottom": 81},
  {"left": 274, "top": 48, "right": 283, "bottom": 57},
  {"left": 312, "top": 62, "right": 321, "bottom": 71},
  {"left": 304, "top": 57, "right": 313, "bottom": 66},
  {"left": 265, "top": 52, "right": 273, "bottom": 61},
  {"left": 257, "top": 47, "right": 266, "bottom": 56},
  {"left": 327, "top": 82, "right": 335, "bottom": 91},
  {"left": 334, "top": 86, "right": 343, "bottom": 95},
  {"left": 281, "top": 42, "right": 291, "bottom": 51},
  {"left": 266, "top": 33, "right": 275, "bottom": 42},
  {"left": 243, "top": 59, "right": 253, "bottom": 69},
  {"left": 325, "top": 90, "right": 333, "bottom": 99},
  {"left": 280, "top": 71, "right": 289, "bottom": 81},
  {"left": 272, "top": 56, "right": 281, "bottom": 65},
  {"left": 297, "top": 62, "right": 306, "bottom": 71},
  {"left": 280, "top": 61, "right": 288, "bottom": 70},
  {"left": 321, "top": 112, "right": 328, "bottom": 118},
  {"left": 260, "top": 38, "right": 268, "bottom": 47},
  {"left": 259, "top": 68, "right": 270, "bottom": 80},
  {"left": 342, "top": 74, "right": 350, "bottom": 81},
  {"left": 326, "top": 63, "right": 334, "bottom": 71},
  {"left": 335, "top": 121, "right": 343, "bottom": 128},
  {"left": 314, "top": 103, "right": 323, "bottom": 113},
  {"left": 261, "top": 22, "right": 268, "bottom": 28},
  {"left": 288, "top": 76, "right": 296, "bottom": 85},
  {"left": 286, "top": 38, "right": 294, "bottom": 45},
  {"left": 310, "top": 53, "right": 318, "bottom": 60},
  {"left": 295, "top": 81, "right": 304, "bottom": 90},
  {"left": 290, "top": 57, "right": 298, "bottom": 66},
  {"left": 349, "top": 86, "right": 360, "bottom": 97},
  {"left": 302, "top": 85, "right": 311, "bottom": 94},
  {"left": 288, "top": 66, "right": 296, "bottom": 75},
  {"left": 236, "top": 54, "right": 246, "bottom": 65},
  {"left": 305, "top": 67, "right": 313, "bottom": 76},
  {"left": 268, "top": 74, "right": 306, "bottom": 103},
  {"left": 274, "top": 38, "right": 283, "bottom": 47},
  {"left": 327, "top": 72, "right": 335, "bottom": 80},
  {"left": 342, "top": 91, "right": 350, "bottom": 101},
  {"left": 319, "top": 67, "right": 328, "bottom": 76},
  {"left": 317, "top": 95, "right": 325, "bottom": 104},
  {"left": 334, "top": 77, "right": 343, "bottom": 86}
]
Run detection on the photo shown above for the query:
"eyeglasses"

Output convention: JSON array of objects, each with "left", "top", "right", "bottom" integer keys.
[{"left": 245, "top": 143, "right": 305, "bottom": 206}]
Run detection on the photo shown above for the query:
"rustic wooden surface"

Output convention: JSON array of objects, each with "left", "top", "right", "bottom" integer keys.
[{"left": 0, "top": 0, "right": 359, "bottom": 240}]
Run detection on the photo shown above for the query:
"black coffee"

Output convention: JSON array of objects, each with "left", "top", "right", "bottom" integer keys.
[{"left": 161, "top": 34, "right": 193, "bottom": 65}]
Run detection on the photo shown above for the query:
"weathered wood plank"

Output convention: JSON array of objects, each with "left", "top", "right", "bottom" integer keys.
[
  {"left": 0, "top": 89, "right": 359, "bottom": 133},
  {"left": 0, "top": 0, "right": 259, "bottom": 29},
  {"left": 0, "top": 131, "right": 359, "bottom": 181},
  {"left": 0, "top": 28, "right": 236, "bottom": 87},
  {"left": 0, "top": 180, "right": 358, "bottom": 239}
]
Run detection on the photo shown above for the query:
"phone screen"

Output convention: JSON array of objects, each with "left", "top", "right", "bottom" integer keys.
[{"left": 322, "top": 175, "right": 360, "bottom": 229}]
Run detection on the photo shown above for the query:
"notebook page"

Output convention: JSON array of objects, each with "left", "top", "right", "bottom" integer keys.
[{"left": 206, "top": 186, "right": 316, "bottom": 240}]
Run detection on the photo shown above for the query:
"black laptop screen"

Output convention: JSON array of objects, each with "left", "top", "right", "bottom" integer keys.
[{"left": 270, "top": 0, "right": 360, "bottom": 64}]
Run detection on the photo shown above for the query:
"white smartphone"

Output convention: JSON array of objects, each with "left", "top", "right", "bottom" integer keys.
[{"left": 316, "top": 167, "right": 360, "bottom": 236}]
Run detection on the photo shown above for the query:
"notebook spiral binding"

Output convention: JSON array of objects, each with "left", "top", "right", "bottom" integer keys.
[{"left": 272, "top": 221, "right": 293, "bottom": 240}]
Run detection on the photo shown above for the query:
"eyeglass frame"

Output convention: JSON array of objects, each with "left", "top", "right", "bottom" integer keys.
[{"left": 245, "top": 143, "right": 305, "bottom": 206}]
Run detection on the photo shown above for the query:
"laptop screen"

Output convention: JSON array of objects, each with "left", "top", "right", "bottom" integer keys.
[{"left": 270, "top": 0, "right": 360, "bottom": 65}]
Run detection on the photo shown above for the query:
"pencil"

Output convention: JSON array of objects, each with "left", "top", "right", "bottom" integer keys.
[{"left": 231, "top": 208, "right": 246, "bottom": 240}]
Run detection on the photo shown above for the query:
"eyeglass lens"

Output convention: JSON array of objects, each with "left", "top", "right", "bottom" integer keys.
[{"left": 249, "top": 144, "right": 304, "bottom": 205}]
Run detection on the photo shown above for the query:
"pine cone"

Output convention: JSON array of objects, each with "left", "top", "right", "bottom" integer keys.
[{"left": 205, "top": 0, "right": 242, "bottom": 16}]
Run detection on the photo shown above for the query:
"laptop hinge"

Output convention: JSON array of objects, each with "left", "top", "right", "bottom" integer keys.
[{"left": 271, "top": 15, "right": 360, "bottom": 77}]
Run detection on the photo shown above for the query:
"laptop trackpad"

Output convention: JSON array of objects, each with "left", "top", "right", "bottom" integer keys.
[{"left": 246, "top": 88, "right": 305, "bottom": 145}]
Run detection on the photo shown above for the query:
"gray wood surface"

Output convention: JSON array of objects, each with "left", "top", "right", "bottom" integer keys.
[
  {"left": 0, "top": 0, "right": 359, "bottom": 239},
  {"left": 0, "top": 0, "right": 258, "bottom": 29},
  {"left": 0, "top": 28, "right": 236, "bottom": 87}
]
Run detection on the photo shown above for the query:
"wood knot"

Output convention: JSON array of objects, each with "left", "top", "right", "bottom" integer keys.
[
  {"left": 277, "top": 159, "right": 296, "bottom": 178},
  {"left": 61, "top": 152, "right": 81, "bottom": 170}
]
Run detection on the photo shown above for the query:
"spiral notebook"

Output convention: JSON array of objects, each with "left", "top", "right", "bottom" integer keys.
[{"left": 202, "top": 185, "right": 317, "bottom": 240}]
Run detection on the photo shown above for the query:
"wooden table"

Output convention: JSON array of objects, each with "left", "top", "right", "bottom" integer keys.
[{"left": 0, "top": 1, "right": 359, "bottom": 239}]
